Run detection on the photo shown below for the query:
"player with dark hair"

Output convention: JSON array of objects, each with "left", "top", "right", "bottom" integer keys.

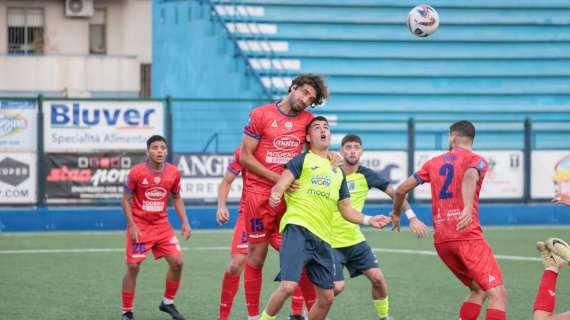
[
  {"left": 391, "top": 120, "right": 508, "bottom": 320},
  {"left": 240, "top": 74, "right": 328, "bottom": 319},
  {"left": 259, "top": 117, "right": 391, "bottom": 320},
  {"left": 121, "top": 135, "right": 191, "bottom": 320},
  {"left": 331, "top": 134, "right": 429, "bottom": 320}
]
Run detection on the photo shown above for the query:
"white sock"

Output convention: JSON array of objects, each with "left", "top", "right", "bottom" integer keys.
[
  {"left": 545, "top": 266, "right": 559, "bottom": 273},
  {"left": 163, "top": 297, "right": 174, "bottom": 305},
  {"left": 248, "top": 316, "right": 260, "bottom": 320}
]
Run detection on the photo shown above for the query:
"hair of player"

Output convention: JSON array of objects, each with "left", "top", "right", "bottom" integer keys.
[
  {"left": 306, "top": 116, "right": 329, "bottom": 133},
  {"left": 288, "top": 73, "right": 329, "bottom": 107},
  {"left": 146, "top": 134, "right": 167, "bottom": 149},
  {"left": 449, "top": 120, "right": 476, "bottom": 140},
  {"left": 341, "top": 134, "right": 362, "bottom": 147}
]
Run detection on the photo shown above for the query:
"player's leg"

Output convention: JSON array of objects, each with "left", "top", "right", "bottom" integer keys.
[
  {"left": 122, "top": 231, "right": 151, "bottom": 319},
  {"left": 332, "top": 247, "right": 346, "bottom": 296},
  {"left": 152, "top": 230, "right": 185, "bottom": 320},
  {"left": 305, "top": 228, "right": 336, "bottom": 320},
  {"left": 461, "top": 281, "right": 486, "bottom": 320},
  {"left": 533, "top": 241, "right": 567, "bottom": 320},
  {"left": 307, "top": 286, "right": 335, "bottom": 320}
]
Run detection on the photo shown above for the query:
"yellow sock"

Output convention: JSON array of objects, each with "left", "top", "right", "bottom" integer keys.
[
  {"left": 260, "top": 310, "right": 277, "bottom": 320},
  {"left": 373, "top": 297, "right": 389, "bottom": 318}
]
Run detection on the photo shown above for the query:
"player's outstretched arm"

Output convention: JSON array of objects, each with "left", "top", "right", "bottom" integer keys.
[
  {"left": 173, "top": 194, "right": 192, "bottom": 240},
  {"left": 337, "top": 199, "right": 391, "bottom": 228},
  {"left": 392, "top": 177, "right": 419, "bottom": 232},
  {"left": 269, "top": 169, "right": 296, "bottom": 208},
  {"left": 240, "top": 135, "right": 281, "bottom": 183},
  {"left": 216, "top": 171, "right": 238, "bottom": 225},
  {"left": 457, "top": 168, "right": 479, "bottom": 230},
  {"left": 552, "top": 190, "right": 570, "bottom": 207},
  {"left": 384, "top": 186, "right": 428, "bottom": 237},
  {"left": 122, "top": 192, "right": 138, "bottom": 242}
]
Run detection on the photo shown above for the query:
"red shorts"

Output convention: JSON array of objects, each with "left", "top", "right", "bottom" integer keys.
[
  {"left": 230, "top": 213, "right": 248, "bottom": 255},
  {"left": 435, "top": 239, "right": 503, "bottom": 291},
  {"left": 125, "top": 223, "right": 181, "bottom": 264},
  {"left": 242, "top": 191, "right": 286, "bottom": 244}
]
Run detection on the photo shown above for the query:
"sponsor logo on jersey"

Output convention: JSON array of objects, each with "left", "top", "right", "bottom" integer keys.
[
  {"left": 273, "top": 135, "right": 301, "bottom": 151},
  {"left": 311, "top": 175, "right": 331, "bottom": 187},
  {"left": 145, "top": 187, "right": 167, "bottom": 200}
]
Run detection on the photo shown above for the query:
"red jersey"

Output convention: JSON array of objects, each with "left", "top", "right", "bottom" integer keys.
[
  {"left": 243, "top": 102, "right": 313, "bottom": 194},
  {"left": 124, "top": 161, "right": 181, "bottom": 225},
  {"left": 227, "top": 147, "right": 244, "bottom": 178},
  {"left": 414, "top": 147, "right": 489, "bottom": 244}
]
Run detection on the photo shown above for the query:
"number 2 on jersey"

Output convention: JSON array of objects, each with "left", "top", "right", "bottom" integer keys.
[{"left": 439, "top": 163, "right": 454, "bottom": 199}]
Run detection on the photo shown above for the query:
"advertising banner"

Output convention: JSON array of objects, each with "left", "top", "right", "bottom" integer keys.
[
  {"left": 45, "top": 152, "right": 146, "bottom": 203},
  {"left": 43, "top": 100, "right": 164, "bottom": 152},
  {"left": 414, "top": 150, "right": 524, "bottom": 200},
  {"left": 531, "top": 151, "right": 570, "bottom": 199},
  {"left": 174, "top": 153, "right": 242, "bottom": 203},
  {"left": 0, "top": 100, "right": 37, "bottom": 151},
  {"left": 0, "top": 153, "right": 37, "bottom": 204},
  {"left": 357, "top": 151, "right": 408, "bottom": 201}
]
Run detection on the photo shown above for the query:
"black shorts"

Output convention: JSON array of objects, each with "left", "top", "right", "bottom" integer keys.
[
  {"left": 277, "top": 224, "right": 335, "bottom": 289},
  {"left": 333, "top": 241, "right": 379, "bottom": 281}
]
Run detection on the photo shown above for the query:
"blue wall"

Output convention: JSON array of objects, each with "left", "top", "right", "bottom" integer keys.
[{"left": 1, "top": 204, "right": 568, "bottom": 232}]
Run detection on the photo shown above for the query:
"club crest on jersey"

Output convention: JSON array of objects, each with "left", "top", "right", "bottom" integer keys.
[
  {"left": 271, "top": 120, "right": 278, "bottom": 128},
  {"left": 153, "top": 177, "right": 161, "bottom": 184},
  {"left": 285, "top": 121, "right": 293, "bottom": 130},
  {"left": 347, "top": 180, "right": 356, "bottom": 191}
]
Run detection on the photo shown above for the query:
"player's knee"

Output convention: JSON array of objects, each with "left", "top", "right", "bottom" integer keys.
[
  {"left": 317, "top": 290, "right": 335, "bottom": 307},
  {"left": 126, "top": 263, "right": 140, "bottom": 274},
  {"left": 487, "top": 286, "right": 508, "bottom": 304},
  {"left": 333, "top": 282, "right": 345, "bottom": 296},
  {"left": 370, "top": 274, "right": 386, "bottom": 290},
  {"left": 279, "top": 282, "right": 298, "bottom": 296},
  {"left": 227, "top": 260, "right": 245, "bottom": 275},
  {"left": 169, "top": 259, "right": 184, "bottom": 272}
]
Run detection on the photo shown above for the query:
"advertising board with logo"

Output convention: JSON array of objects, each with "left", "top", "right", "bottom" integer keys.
[
  {"left": 531, "top": 151, "right": 570, "bottom": 199},
  {"left": 43, "top": 100, "right": 164, "bottom": 152},
  {"left": 45, "top": 152, "right": 146, "bottom": 203},
  {"left": 0, "top": 153, "right": 37, "bottom": 204},
  {"left": 174, "top": 153, "right": 242, "bottom": 203},
  {"left": 357, "top": 151, "right": 408, "bottom": 201},
  {"left": 414, "top": 150, "right": 524, "bottom": 200},
  {"left": 0, "top": 100, "right": 37, "bottom": 151}
]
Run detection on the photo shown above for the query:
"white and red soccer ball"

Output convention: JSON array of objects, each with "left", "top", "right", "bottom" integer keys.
[{"left": 407, "top": 4, "right": 440, "bottom": 37}]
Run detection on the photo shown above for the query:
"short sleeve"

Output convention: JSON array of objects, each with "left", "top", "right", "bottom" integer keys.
[
  {"left": 171, "top": 170, "right": 181, "bottom": 194},
  {"left": 360, "top": 166, "right": 389, "bottom": 191},
  {"left": 338, "top": 175, "right": 350, "bottom": 201},
  {"left": 124, "top": 169, "right": 137, "bottom": 193},
  {"left": 469, "top": 155, "right": 488, "bottom": 179},
  {"left": 285, "top": 153, "right": 306, "bottom": 179},
  {"left": 227, "top": 149, "right": 242, "bottom": 176},
  {"left": 413, "top": 159, "right": 431, "bottom": 185},
  {"left": 243, "top": 108, "right": 264, "bottom": 140}
]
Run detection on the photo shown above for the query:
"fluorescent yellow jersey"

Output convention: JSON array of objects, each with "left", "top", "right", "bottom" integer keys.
[
  {"left": 280, "top": 151, "right": 350, "bottom": 244},
  {"left": 330, "top": 166, "right": 390, "bottom": 248}
]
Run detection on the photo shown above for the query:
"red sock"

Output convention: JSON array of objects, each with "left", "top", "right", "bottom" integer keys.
[
  {"left": 122, "top": 290, "right": 135, "bottom": 312},
  {"left": 533, "top": 269, "right": 558, "bottom": 313},
  {"left": 459, "top": 302, "right": 482, "bottom": 320},
  {"left": 290, "top": 284, "right": 304, "bottom": 316},
  {"left": 299, "top": 271, "right": 316, "bottom": 311},
  {"left": 486, "top": 308, "right": 506, "bottom": 320},
  {"left": 219, "top": 272, "right": 241, "bottom": 320},
  {"left": 244, "top": 262, "right": 263, "bottom": 316},
  {"left": 164, "top": 280, "right": 180, "bottom": 300}
]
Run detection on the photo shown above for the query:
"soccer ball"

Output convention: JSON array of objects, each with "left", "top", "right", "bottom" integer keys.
[{"left": 407, "top": 4, "right": 439, "bottom": 37}]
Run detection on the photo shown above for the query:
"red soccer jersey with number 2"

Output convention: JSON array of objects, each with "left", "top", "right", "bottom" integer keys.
[
  {"left": 124, "top": 162, "right": 181, "bottom": 225},
  {"left": 414, "top": 147, "right": 489, "bottom": 244},
  {"left": 243, "top": 103, "right": 314, "bottom": 194}
]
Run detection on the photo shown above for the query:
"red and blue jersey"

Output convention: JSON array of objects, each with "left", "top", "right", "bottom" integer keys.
[
  {"left": 243, "top": 102, "right": 313, "bottom": 194},
  {"left": 124, "top": 162, "right": 181, "bottom": 225},
  {"left": 414, "top": 147, "right": 489, "bottom": 244},
  {"left": 227, "top": 147, "right": 244, "bottom": 178}
]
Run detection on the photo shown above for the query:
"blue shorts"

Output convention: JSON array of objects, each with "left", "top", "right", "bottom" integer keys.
[
  {"left": 333, "top": 241, "right": 378, "bottom": 281},
  {"left": 277, "top": 224, "right": 335, "bottom": 289}
]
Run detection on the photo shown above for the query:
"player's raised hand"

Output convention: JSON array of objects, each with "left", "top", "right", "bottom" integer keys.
[
  {"left": 390, "top": 213, "right": 401, "bottom": 232},
  {"left": 216, "top": 206, "right": 230, "bottom": 225},
  {"left": 269, "top": 191, "right": 282, "bottom": 208},
  {"left": 287, "top": 180, "right": 300, "bottom": 193},
  {"left": 409, "top": 217, "right": 429, "bottom": 238},
  {"left": 129, "top": 223, "right": 140, "bottom": 242},
  {"left": 181, "top": 222, "right": 192, "bottom": 240},
  {"left": 456, "top": 208, "right": 473, "bottom": 230},
  {"left": 369, "top": 215, "right": 392, "bottom": 229},
  {"left": 327, "top": 152, "right": 343, "bottom": 168},
  {"left": 552, "top": 191, "right": 570, "bottom": 206}
]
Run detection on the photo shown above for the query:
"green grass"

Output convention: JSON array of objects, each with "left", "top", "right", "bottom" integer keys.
[{"left": 0, "top": 227, "right": 569, "bottom": 319}]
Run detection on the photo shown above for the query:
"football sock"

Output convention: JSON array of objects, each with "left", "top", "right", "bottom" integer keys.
[
  {"left": 485, "top": 308, "right": 506, "bottom": 320},
  {"left": 459, "top": 301, "right": 482, "bottom": 320},
  {"left": 122, "top": 290, "right": 135, "bottom": 312},
  {"left": 299, "top": 270, "right": 316, "bottom": 310},
  {"left": 245, "top": 262, "right": 263, "bottom": 317},
  {"left": 163, "top": 280, "right": 180, "bottom": 304},
  {"left": 290, "top": 284, "right": 304, "bottom": 316},
  {"left": 219, "top": 271, "right": 241, "bottom": 320},
  {"left": 373, "top": 297, "right": 389, "bottom": 318},
  {"left": 533, "top": 269, "right": 558, "bottom": 313},
  {"left": 260, "top": 310, "right": 277, "bottom": 320}
]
